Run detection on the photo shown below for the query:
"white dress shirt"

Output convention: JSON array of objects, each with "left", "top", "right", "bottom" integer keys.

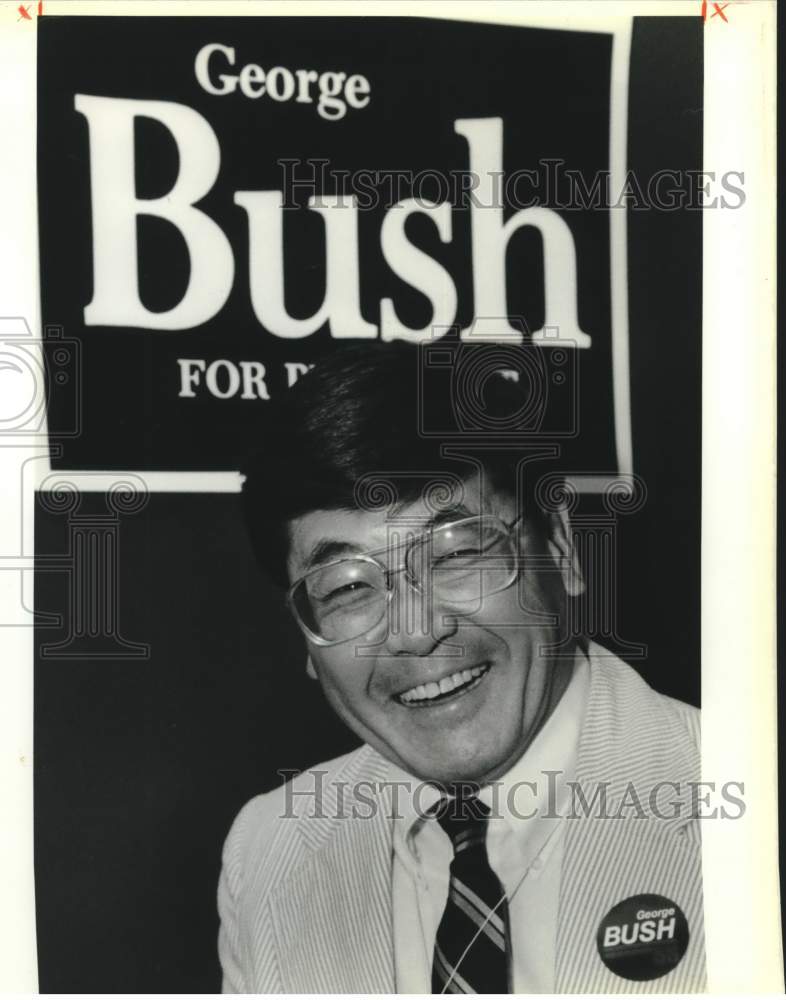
[{"left": 390, "top": 652, "right": 590, "bottom": 993}]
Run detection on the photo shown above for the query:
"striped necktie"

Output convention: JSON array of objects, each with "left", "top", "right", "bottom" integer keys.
[{"left": 431, "top": 796, "right": 510, "bottom": 994}]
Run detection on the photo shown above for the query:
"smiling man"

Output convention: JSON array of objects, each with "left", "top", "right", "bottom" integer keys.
[
  {"left": 218, "top": 341, "right": 705, "bottom": 994},
  {"left": 286, "top": 473, "right": 579, "bottom": 789}
]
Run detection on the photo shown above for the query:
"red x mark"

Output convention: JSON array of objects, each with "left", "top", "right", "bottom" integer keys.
[
  {"left": 17, "top": 1, "right": 43, "bottom": 19},
  {"left": 702, "top": 1, "right": 730, "bottom": 21}
]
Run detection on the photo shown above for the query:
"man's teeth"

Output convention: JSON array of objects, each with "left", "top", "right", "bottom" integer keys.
[{"left": 399, "top": 664, "right": 488, "bottom": 704}]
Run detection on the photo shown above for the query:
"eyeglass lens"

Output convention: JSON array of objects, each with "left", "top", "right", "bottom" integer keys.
[{"left": 291, "top": 517, "right": 517, "bottom": 644}]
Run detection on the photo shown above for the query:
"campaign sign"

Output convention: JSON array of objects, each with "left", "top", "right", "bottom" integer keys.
[{"left": 38, "top": 15, "right": 620, "bottom": 472}]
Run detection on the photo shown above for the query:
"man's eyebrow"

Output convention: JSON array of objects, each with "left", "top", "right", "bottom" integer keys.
[
  {"left": 420, "top": 503, "right": 476, "bottom": 528},
  {"left": 381, "top": 502, "right": 480, "bottom": 534},
  {"left": 300, "top": 504, "right": 478, "bottom": 572},
  {"left": 303, "top": 538, "right": 364, "bottom": 571}
]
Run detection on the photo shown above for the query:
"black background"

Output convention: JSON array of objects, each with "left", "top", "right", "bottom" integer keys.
[{"left": 34, "top": 15, "right": 702, "bottom": 993}]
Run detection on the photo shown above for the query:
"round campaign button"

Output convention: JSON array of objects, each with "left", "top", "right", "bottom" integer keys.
[{"left": 596, "top": 893, "right": 689, "bottom": 981}]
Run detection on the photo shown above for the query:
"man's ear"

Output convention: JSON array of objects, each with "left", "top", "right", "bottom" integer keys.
[
  {"left": 306, "top": 653, "right": 318, "bottom": 680},
  {"left": 545, "top": 508, "right": 585, "bottom": 598}
]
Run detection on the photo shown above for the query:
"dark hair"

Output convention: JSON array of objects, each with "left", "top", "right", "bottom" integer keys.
[{"left": 241, "top": 341, "right": 558, "bottom": 586}]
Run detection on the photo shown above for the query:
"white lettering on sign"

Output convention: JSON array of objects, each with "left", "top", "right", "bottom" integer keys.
[
  {"left": 75, "top": 96, "right": 589, "bottom": 348},
  {"left": 284, "top": 362, "right": 314, "bottom": 388},
  {"left": 177, "top": 358, "right": 276, "bottom": 400},
  {"left": 178, "top": 358, "right": 207, "bottom": 398},
  {"left": 75, "top": 94, "right": 234, "bottom": 332},
  {"left": 455, "top": 118, "right": 589, "bottom": 346},
  {"left": 194, "top": 43, "right": 371, "bottom": 122}
]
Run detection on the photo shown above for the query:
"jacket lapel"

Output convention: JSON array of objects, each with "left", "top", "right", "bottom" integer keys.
[
  {"left": 269, "top": 747, "right": 396, "bottom": 993},
  {"left": 555, "top": 645, "right": 706, "bottom": 992}
]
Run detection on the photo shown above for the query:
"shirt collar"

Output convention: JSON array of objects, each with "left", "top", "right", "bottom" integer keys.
[{"left": 479, "top": 646, "right": 590, "bottom": 824}]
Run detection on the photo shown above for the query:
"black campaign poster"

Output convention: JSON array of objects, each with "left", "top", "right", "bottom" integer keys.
[
  {"left": 39, "top": 15, "right": 622, "bottom": 473},
  {"left": 33, "top": 14, "right": 702, "bottom": 992}
]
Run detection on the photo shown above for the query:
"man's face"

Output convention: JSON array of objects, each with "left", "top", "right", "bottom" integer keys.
[{"left": 286, "top": 476, "right": 583, "bottom": 786}]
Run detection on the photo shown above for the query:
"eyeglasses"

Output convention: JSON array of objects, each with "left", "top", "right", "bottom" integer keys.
[{"left": 287, "top": 514, "right": 523, "bottom": 646}]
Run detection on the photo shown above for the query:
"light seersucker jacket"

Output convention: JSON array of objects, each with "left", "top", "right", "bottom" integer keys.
[{"left": 218, "top": 644, "right": 706, "bottom": 993}]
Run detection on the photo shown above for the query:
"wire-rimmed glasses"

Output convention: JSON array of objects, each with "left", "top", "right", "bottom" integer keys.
[{"left": 287, "top": 514, "right": 523, "bottom": 646}]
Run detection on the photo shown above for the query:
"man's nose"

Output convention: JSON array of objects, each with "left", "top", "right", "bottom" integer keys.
[{"left": 384, "top": 571, "right": 459, "bottom": 656}]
